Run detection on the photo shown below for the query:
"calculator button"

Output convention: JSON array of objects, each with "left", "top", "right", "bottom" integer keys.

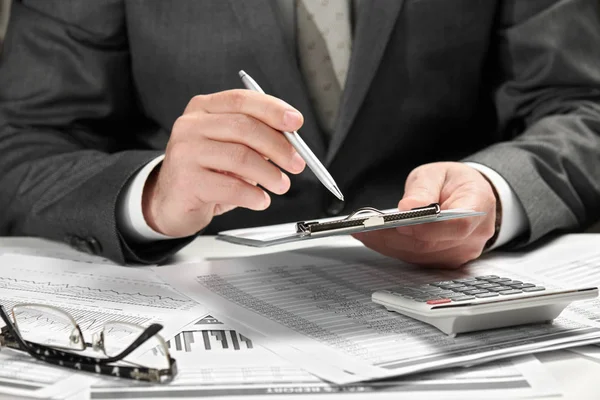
[
  {"left": 453, "top": 278, "right": 477, "bottom": 284},
  {"left": 422, "top": 287, "right": 445, "bottom": 293},
  {"left": 430, "top": 281, "right": 455, "bottom": 287},
  {"left": 475, "top": 292, "right": 500, "bottom": 298},
  {"left": 472, "top": 282, "right": 500, "bottom": 289},
  {"left": 435, "top": 290, "right": 456, "bottom": 296},
  {"left": 505, "top": 280, "right": 522, "bottom": 285},
  {"left": 456, "top": 286, "right": 477, "bottom": 291},
  {"left": 412, "top": 297, "right": 433, "bottom": 302},
  {"left": 487, "top": 277, "right": 511, "bottom": 283},
  {"left": 441, "top": 283, "right": 467, "bottom": 290},
  {"left": 426, "top": 299, "right": 452, "bottom": 305},
  {"left": 452, "top": 296, "right": 475, "bottom": 301},
  {"left": 499, "top": 289, "right": 523, "bottom": 295},
  {"left": 463, "top": 289, "right": 489, "bottom": 295},
  {"left": 416, "top": 284, "right": 437, "bottom": 290},
  {"left": 447, "top": 293, "right": 469, "bottom": 299},
  {"left": 488, "top": 286, "right": 512, "bottom": 292},
  {"left": 522, "top": 286, "right": 546, "bottom": 292},
  {"left": 510, "top": 283, "right": 536, "bottom": 289}
]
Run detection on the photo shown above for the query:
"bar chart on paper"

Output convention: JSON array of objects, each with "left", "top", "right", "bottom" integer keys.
[{"left": 168, "top": 329, "right": 254, "bottom": 352}]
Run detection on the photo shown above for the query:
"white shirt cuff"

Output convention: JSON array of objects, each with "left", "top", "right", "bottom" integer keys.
[
  {"left": 464, "top": 162, "right": 528, "bottom": 250},
  {"left": 117, "top": 155, "right": 179, "bottom": 242}
]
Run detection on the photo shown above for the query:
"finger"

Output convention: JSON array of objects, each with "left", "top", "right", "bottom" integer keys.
[
  {"left": 186, "top": 90, "right": 304, "bottom": 132},
  {"left": 197, "top": 140, "right": 291, "bottom": 195},
  {"left": 195, "top": 168, "right": 271, "bottom": 211},
  {"left": 213, "top": 203, "right": 237, "bottom": 216},
  {"left": 400, "top": 244, "right": 483, "bottom": 268},
  {"left": 199, "top": 114, "right": 305, "bottom": 174},
  {"left": 398, "top": 181, "right": 495, "bottom": 242},
  {"left": 398, "top": 166, "right": 445, "bottom": 211},
  {"left": 394, "top": 217, "right": 480, "bottom": 242},
  {"left": 353, "top": 229, "right": 458, "bottom": 254},
  {"left": 221, "top": 171, "right": 257, "bottom": 186},
  {"left": 355, "top": 231, "right": 481, "bottom": 268}
]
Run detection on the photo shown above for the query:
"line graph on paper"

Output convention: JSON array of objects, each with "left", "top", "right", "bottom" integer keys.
[
  {"left": 0, "top": 267, "right": 193, "bottom": 310},
  {"left": 0, "top": 298, "right": 154, "bottom": 334}
]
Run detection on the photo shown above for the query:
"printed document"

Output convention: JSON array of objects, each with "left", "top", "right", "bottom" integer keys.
[
  {"left": 158, "top": 244, "right": 600, "bottom": 383},
  {"left": 91, "top": 314, "right": 559, "bottom": 400},
  {"left": 0, "top": 254, "right": 206, "bottom": 397},
  {"left": 492, "top": 235, "right": 600, "bottom": 362}
]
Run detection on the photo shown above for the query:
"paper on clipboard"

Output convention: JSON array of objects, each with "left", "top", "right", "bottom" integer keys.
[{"left": 217, "top": 204, "right": 485, "bottom": 247}]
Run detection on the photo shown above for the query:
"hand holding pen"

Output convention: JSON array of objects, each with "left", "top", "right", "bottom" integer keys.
[
  {"left": 139, "top": 76, "right": 318, "bottom": 238},
  {"left": 239, "top": 71, "right": 344, "bottom": 201}
]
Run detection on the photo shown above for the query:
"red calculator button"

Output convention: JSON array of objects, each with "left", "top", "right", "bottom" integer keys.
[{"left": 427, "top": 299, "right": 452, "bottom": 305}]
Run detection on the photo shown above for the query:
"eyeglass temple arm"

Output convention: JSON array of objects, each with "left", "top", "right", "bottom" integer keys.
[
  {"left": 105, "top": 323, "right": 164, "bottom": 362},
  {"left": 0, "top": 305, "right": 32, "bottom": 352},
  {"left": 1, "top": 305, "right": 163, "bottom": 365},
  {"left": 33, "top": 351, "right": 176, "bottom": 383}
]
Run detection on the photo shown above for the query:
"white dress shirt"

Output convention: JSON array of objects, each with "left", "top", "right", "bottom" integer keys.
[{"left": 118, "top": 156, "right": 528, "bottom": 250}]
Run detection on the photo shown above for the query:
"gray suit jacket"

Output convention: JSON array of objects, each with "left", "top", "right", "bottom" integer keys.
[{"left": 1, "top": 0, "right": 599, "bottom": 264}]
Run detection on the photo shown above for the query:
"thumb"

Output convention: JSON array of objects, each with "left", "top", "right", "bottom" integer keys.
[{"left": 398, "top": 167, "right": 445, "bottom": 211}]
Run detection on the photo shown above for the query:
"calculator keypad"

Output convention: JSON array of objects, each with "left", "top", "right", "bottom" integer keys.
[{"left": 391, "top": 276, "right": 545, "bottom": 304}]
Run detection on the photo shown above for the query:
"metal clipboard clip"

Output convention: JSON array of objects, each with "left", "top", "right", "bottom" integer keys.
[{"left": 295, "top": 203, "right": 441, "bottom": 236}]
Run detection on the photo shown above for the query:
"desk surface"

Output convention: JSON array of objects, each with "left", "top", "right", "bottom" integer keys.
[{"left": 1, "top": 235, "right": 600, "bottom": 399}]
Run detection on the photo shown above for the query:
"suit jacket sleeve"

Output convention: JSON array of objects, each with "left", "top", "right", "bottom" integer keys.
[
  {"left": 0, "top": 0, "right": 193, "bottom": 264},
  {"left": 464, "top": 0, "right": 600, "bottom": 247}
]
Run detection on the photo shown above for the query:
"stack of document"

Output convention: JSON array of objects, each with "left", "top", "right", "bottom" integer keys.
[
  {"left": 157, "top": 241, "right": 600, "bottom": 384},
  {"left": 1, "top": 235, "right": 600, "bottom": 399},
  {"left": 91, "top": 314, "right": 560, "bottom": 400},
  {"left": 0, "top": 254, "right": 206, "bottom": 399}
]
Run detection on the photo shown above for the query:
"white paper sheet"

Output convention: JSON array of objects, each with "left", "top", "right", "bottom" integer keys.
[
  {"left": 0, "top": 350, "right": 95, "bottom": 399},
  {"left": 157, "top": 245, "right": 600, "bottom": 384},
  {"left": 0, "top": 239, "right": 116, "bottom": 265},
  {"left": 90, "top": 314, "right": 560, "bottom": 400},
  {"left": 0, "top": 254, "right": 207, "bottom": 397},
  {"left": 490, "top": 235, "right": 600, "bottom": 362}
]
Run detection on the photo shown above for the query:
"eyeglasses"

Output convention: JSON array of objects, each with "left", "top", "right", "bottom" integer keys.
[{"left": 0, "top": 304, "right": 177, "bottom": 383}]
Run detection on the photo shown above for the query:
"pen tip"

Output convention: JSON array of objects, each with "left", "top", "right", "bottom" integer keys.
[{"left": 238, "top": 70, "right": 246, "bottom": 78}]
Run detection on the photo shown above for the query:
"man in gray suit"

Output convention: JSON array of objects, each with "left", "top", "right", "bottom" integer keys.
[
  {"left": 0, "top": 0, "right": 599, "bottom": 265},
  {"left": 0, "top": 0, "right": 11, "bottom": 45}
]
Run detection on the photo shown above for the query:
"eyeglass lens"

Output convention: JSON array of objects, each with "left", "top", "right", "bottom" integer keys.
[
  {"left": 12, "top": 304, "right": 85, "bottom": 350},
  {"left": 101, "top": 322, "right": 170, "bottom": 370}
]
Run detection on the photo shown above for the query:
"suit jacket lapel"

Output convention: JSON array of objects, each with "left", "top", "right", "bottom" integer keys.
[
  {"left": 228, "top": 0, "right": 327, "bottom": 157},
  {"left": 326, "top": 0, "right": 404, "bottom": 165}
]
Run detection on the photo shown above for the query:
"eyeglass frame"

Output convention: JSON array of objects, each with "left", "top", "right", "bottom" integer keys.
[{"left": 0, "top": 304, "right": 177, "bottom": 383}]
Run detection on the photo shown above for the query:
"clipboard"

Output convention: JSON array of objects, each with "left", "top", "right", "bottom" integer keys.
[{"left": 217, "top": 203, "right": 486, "bottom": 247}]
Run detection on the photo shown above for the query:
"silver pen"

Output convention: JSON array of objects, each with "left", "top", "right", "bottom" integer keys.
[{"left": 239, "top": 70, "right": 344, "bottom": 202}]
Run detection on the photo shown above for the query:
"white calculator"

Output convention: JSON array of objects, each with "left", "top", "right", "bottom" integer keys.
[{"left": 372, "top": 275, "right": 598, "bottom": 336}]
